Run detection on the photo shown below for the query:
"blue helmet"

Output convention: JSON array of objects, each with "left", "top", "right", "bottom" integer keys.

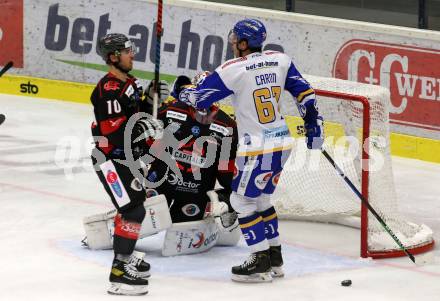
[{"left": 232, "top": 19, "right": 267, "bottom": 49}]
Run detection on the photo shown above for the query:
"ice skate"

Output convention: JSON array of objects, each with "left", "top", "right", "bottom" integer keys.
[
  {"left": 231, "top": 249, "right": 272, "bottom": 283},
  {"left": 269, "top": 245, "right": 284, "bottom": 278},
  {"left": 107, "top": 258, "right": 148, "bottom": 296}
]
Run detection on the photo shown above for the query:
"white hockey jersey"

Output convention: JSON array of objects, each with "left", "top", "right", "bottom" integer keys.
[{"left": 181, "top": 51, "right": 319, "bottom": 155}]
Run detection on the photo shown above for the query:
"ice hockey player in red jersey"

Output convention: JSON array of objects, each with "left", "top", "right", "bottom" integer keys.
[{"left": 90, "top": 33, "right": 165, "bottom": 296}]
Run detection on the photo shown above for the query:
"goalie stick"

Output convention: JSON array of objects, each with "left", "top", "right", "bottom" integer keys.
[
  {"left": 0, "top": 61, "right": 13, "bottom": 126},
  {"left": 321, "top": 148, "right": 416, "bottom": 263},
  {"left": 152, "top": 0, "right": 163, "bottom": 118}
]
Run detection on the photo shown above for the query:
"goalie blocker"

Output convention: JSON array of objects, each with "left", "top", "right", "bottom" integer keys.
[{"left": 83, "top": 190, "right": 241, "bottom": 254}]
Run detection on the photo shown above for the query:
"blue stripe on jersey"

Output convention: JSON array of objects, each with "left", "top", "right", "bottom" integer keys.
[
  {"left": 284, "top": 62, "right": 314, "bottom": 100},
  {"left": 194, "top": 71, "right": 234, "bottom": 109},
  {"left": 284, "top": 62, "right": 319, "bottom": 123}
]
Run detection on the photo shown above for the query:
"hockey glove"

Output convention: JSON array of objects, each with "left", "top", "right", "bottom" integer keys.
[
  {"left": 304, "top": 116, "right": 324, "bottom": 149},
  {"left": 133, "top": 116, "right": 164, "bottom": 141},
  {"left": 145, "top": 80, "right": 170, "bottom": 105}
]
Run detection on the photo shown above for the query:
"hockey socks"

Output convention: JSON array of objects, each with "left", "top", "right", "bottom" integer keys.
[
  {"left": 260, "top": 206, "right": 280, "bottom": 247},
  {"left": 238, "top": 213, "right": 269, "bottom": 252}
]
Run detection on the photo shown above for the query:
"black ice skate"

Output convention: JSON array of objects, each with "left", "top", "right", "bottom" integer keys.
[
  {"left": 231, "top": 249, "right": 272, "bottom": 283},
  {"left": 127, "top": 250, "right": 151, "bottom": 279},
  {"left": 269, "top": 245, "right": 284, "bottom": 277},
  {"left": 108, "top": 258, "right": 149, "bottom": 296}
]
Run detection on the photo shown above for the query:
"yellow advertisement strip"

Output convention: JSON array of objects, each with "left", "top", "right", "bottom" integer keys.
[
  {"left": 0, "top": 74, "right": 94, "bottom": 104},
  {"left": 1, "top": 74, "right": 439, "bottom": 163}
]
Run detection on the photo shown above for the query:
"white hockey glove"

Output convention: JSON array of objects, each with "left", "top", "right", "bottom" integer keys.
[
  {"left": 145, "top": 79, "right": 170, "bottom": 105},
  {"left": 134, "top": 116, "right": 164, "bottom": 140}
]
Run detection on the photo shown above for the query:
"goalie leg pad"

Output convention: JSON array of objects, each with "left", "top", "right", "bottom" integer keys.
[
  {"left": 139, "top": 194, "right": 172, "bottom": 238},
  {"left": 83, "top": 194, "right": 172, "bottom": 250},
  {"left": 162, "top": 219, "right": 219, "bottom": 256},
  {"left": 83, "top": 210, "right": 117, "bottom": 250}
]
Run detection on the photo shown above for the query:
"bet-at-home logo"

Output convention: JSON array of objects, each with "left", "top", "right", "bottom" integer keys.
[{"left": 44, "top": 3, "right": 284, "bottom": 72}]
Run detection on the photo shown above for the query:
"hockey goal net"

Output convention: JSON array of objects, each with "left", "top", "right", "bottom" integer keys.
[{"left": 268, "top": 74, "right": 434, "bottom": 259}]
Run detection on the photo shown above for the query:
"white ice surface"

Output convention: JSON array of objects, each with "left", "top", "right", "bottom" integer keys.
[{"left": 1, "top": 94, "right": 440, "bottom": 301}]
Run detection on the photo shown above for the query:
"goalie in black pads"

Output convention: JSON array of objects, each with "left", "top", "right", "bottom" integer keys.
[{"left": 85, "top": 63, "right": 240, "bottom": 294}]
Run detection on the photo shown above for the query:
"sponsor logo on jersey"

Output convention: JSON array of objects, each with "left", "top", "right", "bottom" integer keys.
[
  {"left": 106, "top": 171, "right": 123, "bottom": 198},
  {"left": 209, "top": 123, "right": 230, "bottom": 136},
  {"left": 254, "top": 172, "right": 273, "bottom": 190},
  {"left": 166, "top": 110, "right": 187, "bottom": 121},
  {"left": 333, "top": 39, "right": 440, "bottom": 132},
  {"left": 263, "top": 126, "right": 290, "bottom": 140},
  {"left": 145, "top": 189, "right": 158, "bottom": 198},
  {"left": 191, "top": 125, "right": 200, "bottom": 137},
  {"left": 272, "top": 172, "right": 281, "bottom": 186},
  {"left": 124, "top": 85, "right": 134, "bottom": 97},
  {"left": 104, "top": 81, "right": 119, "bottom": 91},
  {"left": 168, "top": 173, "right": 201, "bottom": 189},
  {"left": 182, "top": 203, "right": 201, "bottom": 217},
  {"left": 173, "top": 150, "right": 206, "bottom": 167}
]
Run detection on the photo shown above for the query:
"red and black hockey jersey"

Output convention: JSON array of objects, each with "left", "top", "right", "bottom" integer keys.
[{"left": 90, "top": 72, "right": 148, "bottom": 158}]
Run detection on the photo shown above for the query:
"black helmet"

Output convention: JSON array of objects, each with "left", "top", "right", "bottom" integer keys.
[{"left": 98, "top": 33, "right": 134, "bottom": 62}]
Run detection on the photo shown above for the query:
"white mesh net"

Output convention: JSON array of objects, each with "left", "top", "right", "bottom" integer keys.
[{"left": 222, "top": 74, "right": 434, "bottom": 256}]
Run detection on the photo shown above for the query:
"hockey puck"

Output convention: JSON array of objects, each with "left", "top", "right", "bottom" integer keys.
[
  {"left": 0, "top": 114, "right": 5, "bottom": 126},
  {"left": 341, "top": 279, "right": 352, "bottom": 287}
]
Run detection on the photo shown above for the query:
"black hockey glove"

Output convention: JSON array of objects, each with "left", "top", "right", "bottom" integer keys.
[{"left": 145, "top": 80, "right": 170, "bottom": 105}]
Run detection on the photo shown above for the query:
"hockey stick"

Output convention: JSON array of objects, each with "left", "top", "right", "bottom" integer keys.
[
  {"left": 321, "top": 148, "right": 416, "bottom": 263},
  {"left": 0, "top": 61, "right": 13, "bottom": 78},
  {"left": 0, "top": 61, "right": 13, "bottom": 126},
  {"left": 152, "top": 0, "right": 163, "bottom": 119}
]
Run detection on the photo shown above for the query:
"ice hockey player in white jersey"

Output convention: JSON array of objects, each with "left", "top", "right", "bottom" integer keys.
[{"left": 179, "top": 19, "right": 324, "bottom": 283}]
